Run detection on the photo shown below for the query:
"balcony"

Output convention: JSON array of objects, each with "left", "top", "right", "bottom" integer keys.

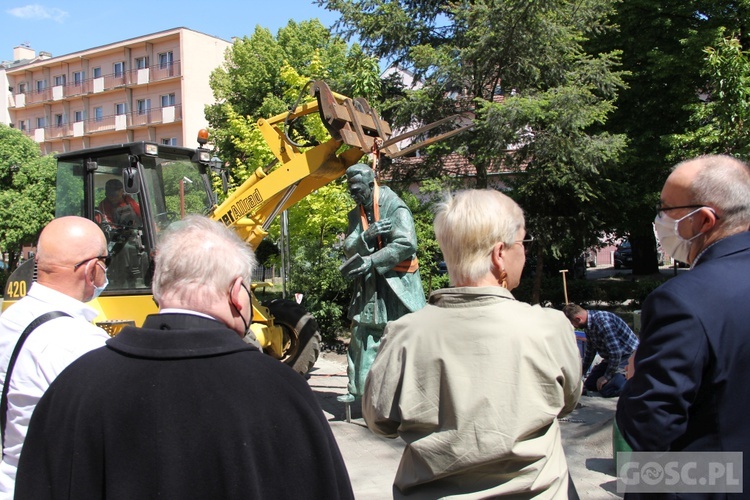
[
  {"left": 22, "top": 104, "right": 183, "bottom": 141},
  {"left": 10, "top": 60, "right": 182, "bottom": 107}
]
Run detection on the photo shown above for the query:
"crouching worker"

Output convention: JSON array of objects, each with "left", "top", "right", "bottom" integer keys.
[
  {"left": 15, "top": 215, "right": 354, "bottom": 500},
  {"left": 563, "top": 303, "right": 638, "bottom": 398}
]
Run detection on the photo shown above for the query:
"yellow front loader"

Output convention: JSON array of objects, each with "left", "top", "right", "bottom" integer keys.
[{"left": 2, "top": 80, "right": 470, "bottom": 374}]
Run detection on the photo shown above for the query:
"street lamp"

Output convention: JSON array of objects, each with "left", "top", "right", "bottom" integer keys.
[{"left": 179, "top": 176, "right": 193, "bottom": 218}]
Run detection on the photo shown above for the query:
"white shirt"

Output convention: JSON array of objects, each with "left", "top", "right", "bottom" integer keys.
[{"left": 0, "top": 283, "right": 109, "bottom": 498}]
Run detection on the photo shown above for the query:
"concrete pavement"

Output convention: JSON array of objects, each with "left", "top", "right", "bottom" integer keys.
[{"left": 308, "top": 352, "right": 622, "bottom": 499}]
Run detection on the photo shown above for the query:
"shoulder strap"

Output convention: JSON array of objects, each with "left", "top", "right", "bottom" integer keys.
[{"left": 1, "top": 311, "right": 72, "bottom": 452}]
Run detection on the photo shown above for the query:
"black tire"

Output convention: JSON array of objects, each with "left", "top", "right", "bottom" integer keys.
[{"left": 263, "top": 299, "right": 321, "bottom": 376}]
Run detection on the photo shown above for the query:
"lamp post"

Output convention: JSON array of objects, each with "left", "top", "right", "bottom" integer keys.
[{"left": 179, "top": 176, "right": 192, "bottom": 218}]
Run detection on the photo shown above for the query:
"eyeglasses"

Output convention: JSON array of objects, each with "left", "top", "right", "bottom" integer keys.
[
  {"left": 73, "top": 255, "right": 111, "bottom": 270},
  {"left": 654, "top": 204, "right": 707, "bottom": 217},
  {"left": 516, "top": 235, "right": 534, "bottom": 251}
]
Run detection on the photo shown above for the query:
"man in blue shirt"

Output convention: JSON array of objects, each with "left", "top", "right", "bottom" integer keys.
[{"left": 563, "top": 303, "right": 638, "bottom": 397}]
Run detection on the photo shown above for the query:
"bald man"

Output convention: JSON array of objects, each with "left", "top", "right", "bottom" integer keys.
[
  {"left": 0, "top": 216, "right": 110, "bottom": 499},
  {"left": 616, "top": 155, "right": 750, "bottom": 497}
]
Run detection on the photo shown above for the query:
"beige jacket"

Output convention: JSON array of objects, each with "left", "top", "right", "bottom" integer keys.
[{"left": 363, "top": 286, "right": 582, "bottom": 499}]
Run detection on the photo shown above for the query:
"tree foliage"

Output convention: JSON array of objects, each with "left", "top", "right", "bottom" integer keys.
[
  {"left": 591, "top": 0, "right": 750, "bottom": 273},
  {"left": 666, "top": 33, "right": 750, "bottom": 160},
  {"left": 319, "top": 0, "right": 627, "bottom": 301},
  {"left": 0, "top": 125, "right": 56, "bottom": 270},
  {"left": 205, "top": 19, "right": 380, "bottom": 180},
  {"left": 206, "top": 19, "right": 382, "bottom": 338}
]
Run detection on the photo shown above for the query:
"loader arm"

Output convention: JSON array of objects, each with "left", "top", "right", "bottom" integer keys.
[
  {"left": 208, "top": 81, "right": 390, "bottom": 248},
  {"left": 207, "top": 80, "right": 474, "bottom": 249}
]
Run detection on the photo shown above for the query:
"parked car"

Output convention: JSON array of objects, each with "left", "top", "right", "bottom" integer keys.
[{"left": 613, "top": 241, "right": 633, "bottom": 269}]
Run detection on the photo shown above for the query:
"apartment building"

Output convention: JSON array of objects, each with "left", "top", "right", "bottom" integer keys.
[{"left": 1, "top": 27, "right": 231, "bottom": 155}]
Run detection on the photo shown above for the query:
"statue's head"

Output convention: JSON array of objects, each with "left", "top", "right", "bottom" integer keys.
[{"left": 345, "top": 164, "right": 376, "bottom": 206}]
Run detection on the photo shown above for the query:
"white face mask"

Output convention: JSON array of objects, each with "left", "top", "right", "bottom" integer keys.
[
  {"left": 86, "top": 261, "right": 109, "bottom": 302},
  {"left": 90, "top": 275, "right": 109, "bottom": 300},
  {"left": 653, "top": 208, "right": 705, "bottom": 265}
]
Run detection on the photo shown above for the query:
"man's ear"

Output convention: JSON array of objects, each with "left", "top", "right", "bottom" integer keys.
[
  {"left": 699, "top": 207, "right": 719, "bottom": 233},
  {"left": 86, "top": 261, "right": 97, "bottom": 286},
  {"left": 229, "top": 277, "right": 245, "bottom": 311}
]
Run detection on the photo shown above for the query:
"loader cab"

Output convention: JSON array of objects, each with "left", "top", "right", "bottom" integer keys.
[{"left": 55, "top": 142, "right": 215, "bottom": 293}]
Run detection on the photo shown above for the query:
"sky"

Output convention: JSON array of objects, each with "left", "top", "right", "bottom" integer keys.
[{"left": 1, "top": 1, "right": 342, "bottom": 62}]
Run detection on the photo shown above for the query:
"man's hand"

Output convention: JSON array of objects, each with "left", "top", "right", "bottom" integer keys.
[
  {"left": 596, "top": 376, "right": 610, "bottom": 391},
  {"left": 363, "top": 219, "right": 392, "bottom": 241},
  {"left": 626, "top": 353, "right": 636, "bottom": 379},
  {"left": 347, "top": 255, "right": 373, "bottom": 278}
]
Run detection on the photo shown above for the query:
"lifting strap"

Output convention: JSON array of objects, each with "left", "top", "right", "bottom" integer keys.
[{"left": 359, "top": 183, "right": 419, "bottom": 273}]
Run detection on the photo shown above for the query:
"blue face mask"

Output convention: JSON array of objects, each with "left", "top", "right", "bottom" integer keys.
[
  {"left": 86, "top": 259, "right": 109, "bottom": 302},
  {"left": 91, "top": 275, "right": 109, "bottom": 300}
]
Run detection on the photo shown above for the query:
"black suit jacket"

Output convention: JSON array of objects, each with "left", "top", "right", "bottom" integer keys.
[
  {"left": 617, "top": 232, "right": 750, "bottom": 499},
  {"left": 16, "top": 313, "right": 354, "bottom": 500}
]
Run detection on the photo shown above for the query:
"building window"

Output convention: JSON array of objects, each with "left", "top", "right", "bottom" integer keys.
[
  {"left": 137, "top": 99, "right": 151, "bottom": 115},
  {"left": 136, "top": 56, "right": 149, "bottom": 69},
  {"left": 54, "top": 75, "right": 66, "bottom": 87},
  {"left": 36, "top": 79, "right": 47, "bottom": 93},
  {"left": 161, "top": 93, "right": 176, "bottom": 107},
  {"left": 19, "top": 120, "right": 27, "bottom": 131},
  {"left": 158, "top": 51, "right": 173, "bottom": 69},
  {"left": 36, "top": 117, "right": 46, "bottom": 129},
  {"left": 73, "top": 71, "right": 84, "bottom": 86},
  {"left": 93, "top": 67, "right": 102, "bottom": 78},
  {"left": 115, "top": 103, "right": 126, "bottom": 115},
  {"left": 114, "top": 62, "right": 125, "bottom": 77},
  {"left": 94, "top": 107, "right": 103, "bottom": 122},
  {"left": 55, "top": 114, "right": 64, "bottom": 127},
  {"left": 74, "top": 111, "right": 83, "bottom": 122},
  {"left": 18, "top": 82, "right": 27, "bottom": 94},
  {"left": 161, "top": 138, "right": 178, "bottom": 146}
]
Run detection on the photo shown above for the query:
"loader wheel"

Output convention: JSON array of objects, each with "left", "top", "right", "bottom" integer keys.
[{"left": 263, "top": 299, "right": 321, "bottom": 376}]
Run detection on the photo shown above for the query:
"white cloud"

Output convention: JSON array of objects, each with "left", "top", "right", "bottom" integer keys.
[{"left": 7, "top": 4, "right": 69, "bottom": 23}]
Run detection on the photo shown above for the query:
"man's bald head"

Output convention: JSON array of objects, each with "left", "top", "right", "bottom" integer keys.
[{"left": 35, "top": 216, "right": 107, "bottom": 300}]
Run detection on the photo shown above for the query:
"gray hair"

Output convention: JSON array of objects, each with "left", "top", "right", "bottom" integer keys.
[
  {"left": 434, "top": 189, "right": 525, "bottom": 286},
  {"left": 152, "top": 215, "right": 257, "bottom": 307},
  {"left": 684, "top": 155, "right": 750, "bottom": 231}
]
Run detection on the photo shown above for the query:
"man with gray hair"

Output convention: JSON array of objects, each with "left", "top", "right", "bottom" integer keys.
[
  {"left": 15, "top": 215, "right": 354, "bottom": 499},
  {"left": 617, "top": 155, "right": 750, "bottom": 493}
]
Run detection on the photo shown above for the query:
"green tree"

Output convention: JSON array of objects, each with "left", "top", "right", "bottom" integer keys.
[
  {"left": 205, "top": 19, "right": 380, "bottom": 179},
  {"left": 319, "top": 0, "right": 627, "bottom": 302},
  {"left": 0, "top": 125, "right": 56, "bottom": 271},
  {"left": 281, "top": 179, "right": 352, "bottom": 341},
  {"left": 206, "top": 20, "right": 382, "bottom": 339},
  {"left": 592, "top": 0, "right": 750, "bottom": 274},
  {"left": 667, "top": 33, "right": 750, "bottom": 159}
]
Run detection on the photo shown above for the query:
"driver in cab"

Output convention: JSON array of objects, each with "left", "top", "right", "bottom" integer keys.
[{"left": 97, "top": 179, "right": 142, "bottom": 227}]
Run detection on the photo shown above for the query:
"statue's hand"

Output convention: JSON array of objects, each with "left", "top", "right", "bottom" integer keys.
[
  {"left": 348, "top": 255, "right": 373, "bottom": 277},
  {"left": 363, "top": 219, "right": 392, "bottom": 241}
]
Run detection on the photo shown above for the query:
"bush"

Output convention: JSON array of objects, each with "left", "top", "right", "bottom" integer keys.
[
  {"left": 289, "top": 250, "right": 351, "bottom": 345},
  {"left": 513, "top": 273, "right": 667, "bottom": 310}
]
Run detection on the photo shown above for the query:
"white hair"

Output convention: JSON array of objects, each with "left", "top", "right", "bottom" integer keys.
[
  {"left": 685, "top": 154, "right": 750, "bottom": 231},
  {"left": 434, "top": 189, "right": 525, "bottom": 286},
  {"left": 152, "top": 215, "right": 257, "bottom": 308}
]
